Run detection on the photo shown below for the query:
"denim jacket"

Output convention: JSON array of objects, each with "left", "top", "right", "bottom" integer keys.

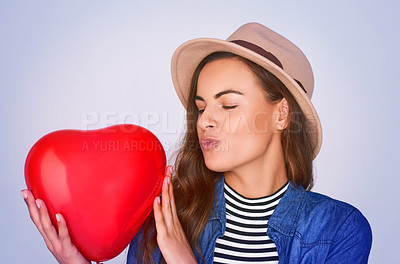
[{"left": 127, "top": 174, "right": 372, "bottom": 263}]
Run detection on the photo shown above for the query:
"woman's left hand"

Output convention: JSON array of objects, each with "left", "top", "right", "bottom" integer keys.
[{"left": 153, "top": 166, "right": 197, "bottom": 264}]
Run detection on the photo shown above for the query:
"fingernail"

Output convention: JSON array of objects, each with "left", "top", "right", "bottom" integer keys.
[
  {"left": 35, "top": 200, "right": 41, "bottom": 209},
  {"left": 156, "top": 196, "right": 161, "bottom": 204},
  {"left": 21, "top": 191, "right": 27, "bottom": 200},
  {"left": 56, "top": 214, "right": 61, "bottom": 222},
  {"left": 169, "top": 166, "right": 173, "bottom": 174}
]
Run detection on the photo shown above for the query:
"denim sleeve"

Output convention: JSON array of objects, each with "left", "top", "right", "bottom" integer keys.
[
  {"left": 126, "top": 226, "right": 162, "bottom": 264},
  {"left": 325, "top": 209, "right": 372, "bottom": 264}
]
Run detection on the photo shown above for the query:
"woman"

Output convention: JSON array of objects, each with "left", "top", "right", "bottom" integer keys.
[{"left": 22, "top": 23, "right": 372, "bottom": 264}]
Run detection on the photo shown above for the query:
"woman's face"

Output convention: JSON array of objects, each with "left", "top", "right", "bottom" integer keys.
[{"left": 195, "top": 58, "right": 286, "bottom": 172}]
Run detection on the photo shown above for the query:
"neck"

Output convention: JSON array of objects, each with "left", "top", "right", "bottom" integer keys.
[{"left": 224, "top": 138, "right": 288, "bottom": 198}]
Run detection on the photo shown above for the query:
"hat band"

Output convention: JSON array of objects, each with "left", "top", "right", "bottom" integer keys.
[
  {"left": 230, "top": 39, "right": 307, "bottom": 94},
  {"left": 230, "top": 40, "right": 283, "bottom": 69}
]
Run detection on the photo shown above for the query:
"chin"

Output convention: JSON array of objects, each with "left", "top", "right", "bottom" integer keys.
[{"left": 203, "top": 155, "right": 231, "bottom": 172}]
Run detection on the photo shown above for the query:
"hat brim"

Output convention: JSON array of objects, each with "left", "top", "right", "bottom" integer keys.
[{"left": 171, "top": 38, "right": 322, "bottom": 159}]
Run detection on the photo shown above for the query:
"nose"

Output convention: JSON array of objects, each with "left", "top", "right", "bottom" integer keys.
[{"left": 197, "top": 106, "right": 218, "bottom": 131}]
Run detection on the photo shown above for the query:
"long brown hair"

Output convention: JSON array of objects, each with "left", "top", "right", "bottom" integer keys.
[{"left": 137, "top": 52, "right": 315, "bottom": 263}]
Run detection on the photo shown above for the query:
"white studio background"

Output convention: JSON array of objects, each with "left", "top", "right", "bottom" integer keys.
[{"left": 1, "top": 0, "right": 398, "bottom": 263}]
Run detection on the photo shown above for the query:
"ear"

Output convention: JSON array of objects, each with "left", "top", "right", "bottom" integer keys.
[{"left": 275, "top": 98, "right": 289, "bottom": 131}]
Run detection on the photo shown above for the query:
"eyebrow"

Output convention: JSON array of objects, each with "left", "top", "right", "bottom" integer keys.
[{"left": 195, "top": 89, "right": 244, "bottom": 101}]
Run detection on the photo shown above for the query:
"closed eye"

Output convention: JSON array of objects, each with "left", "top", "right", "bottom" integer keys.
[
  {"left": 222, "top": 105, "right": 237, "bottom": 110},
  {"left": 197, "top": 105, "right": 237, "bottom": 114}
]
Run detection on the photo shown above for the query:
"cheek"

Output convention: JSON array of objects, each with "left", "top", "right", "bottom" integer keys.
[
  {"left": 226, "top": 110, "right": 273, "bottom": 135},
  {"left": 228, "top": 125, "right": 272, "bottom": 154},
  {"left": 223, "top": 111, "right": 274, "bottom": 159},
  {"left": 223, "top": 112, "right": 274, "bottom": 155},
  {"left": 196, "top": 121, "right": 201, "bottom": 135},
  {"left": 254, "top": 112, "right": 274, "bottom": 133}
]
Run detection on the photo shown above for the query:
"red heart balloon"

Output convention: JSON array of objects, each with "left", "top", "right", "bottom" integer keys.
[{"left": 24, "top": 124, "right": 166, "bottom": 262}]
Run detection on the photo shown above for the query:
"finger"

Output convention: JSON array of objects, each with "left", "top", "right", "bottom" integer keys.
[
  {"left": 153, "top": 196, "right": 167, "bottom": 237},
  {"left": 22, "top": 190, "right": 54, "bottom": 250},
  {"left": 161, "top": 170, "right": 173, "bottom": 226},
  {"left": 22, "top": 190, "right": 42, "bottom": 230},
  {"left": 168, "top": 167, "right": 179, "bottom": 221},
  {"left": 37, "top": 199, "right": 60, "bottom": 251},
  {"left": 56, "top": 213, "right": 73, "bottom": 248}
]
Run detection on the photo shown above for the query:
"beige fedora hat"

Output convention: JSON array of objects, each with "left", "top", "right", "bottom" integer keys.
[{"left": 171, "top": 22, "right": 322, "bottom": 159}]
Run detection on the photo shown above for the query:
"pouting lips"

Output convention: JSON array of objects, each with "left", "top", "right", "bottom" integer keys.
[{"left": 200, "top": 137, "right": 221, "bottom": 150}]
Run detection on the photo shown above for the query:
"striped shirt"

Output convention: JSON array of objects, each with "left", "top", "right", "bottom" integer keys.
[{"left": 213, "top": 181, "right": 289, "bottom": 264}]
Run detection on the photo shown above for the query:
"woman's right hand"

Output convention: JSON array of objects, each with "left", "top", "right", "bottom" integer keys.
[{"left": 21, "top": 189, "right": 90, "bottom": 264}]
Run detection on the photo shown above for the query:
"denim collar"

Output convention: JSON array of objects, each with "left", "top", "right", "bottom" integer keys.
[
  {"left": 209, "top": 173, "right": 226, "bottom": 223},
  {"left": 209, "top": 173, "right": 306, "bottom": 237}
]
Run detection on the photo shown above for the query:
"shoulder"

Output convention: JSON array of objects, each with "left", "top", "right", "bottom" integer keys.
[
  {"left": 300, "top": 189, "right": 370, "bottom": 231},
  {"left": 300, "top": 189, "right": 363, "bottom": 223},
  {"left": 294, "top": 189, "right": 373, "bottom": 262},
  {"left": 281, "top": 183, "right": 371, "bottom": 231},
  {"left": 297, "top": 188, "right": 372, "bottom": 252}
]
